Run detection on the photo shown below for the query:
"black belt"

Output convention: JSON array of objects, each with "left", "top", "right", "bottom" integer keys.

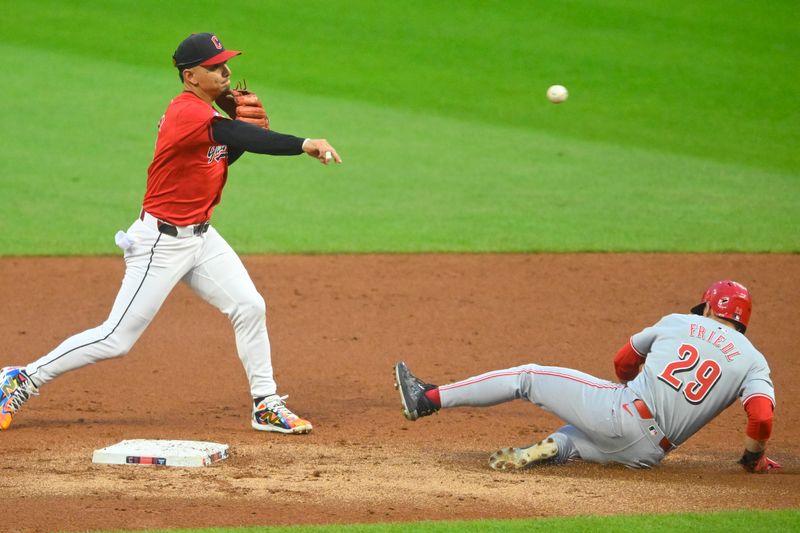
[
  {"left": 140, "top": 210, "right": 209, "bottom": 237},
  {"left": 157, "top": 220, "right": 209, "bottom": 237}
]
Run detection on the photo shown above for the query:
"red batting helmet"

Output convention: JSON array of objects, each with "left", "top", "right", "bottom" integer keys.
[{"left": 690, "top": 280, "right": 752, "bottom": 333}]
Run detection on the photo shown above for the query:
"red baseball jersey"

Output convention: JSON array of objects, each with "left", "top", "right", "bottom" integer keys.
[{"left": 143, "top": 92, "right": 229, "bottom": 226}]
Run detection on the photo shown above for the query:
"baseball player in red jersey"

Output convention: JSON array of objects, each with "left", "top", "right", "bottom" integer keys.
[
  {"left": 394, "top": 280, "right": 780, "bottom": 472},
  {"left": 1, "top": 33, "right": 341, "bottom": 434}
]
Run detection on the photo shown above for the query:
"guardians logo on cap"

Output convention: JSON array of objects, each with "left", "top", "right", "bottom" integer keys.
[{"left": 172, "top": 33, "right": 241, "bottom": 69}]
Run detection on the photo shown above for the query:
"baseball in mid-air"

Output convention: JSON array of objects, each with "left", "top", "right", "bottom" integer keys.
[{"left": 547, "top": 85, "right": 568, "bottom": 104}]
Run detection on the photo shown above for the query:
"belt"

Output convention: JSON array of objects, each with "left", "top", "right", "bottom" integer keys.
[
  {"left": 633, "top": 399, "right": 674, "bottom": 453},
  {"left": 140, "top": 211, "right": 209, "bottom": 238}
]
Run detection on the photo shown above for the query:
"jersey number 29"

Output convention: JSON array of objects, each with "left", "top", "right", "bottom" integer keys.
[{"left": 658, "top": 343, "right": 721, "bottom": 404}]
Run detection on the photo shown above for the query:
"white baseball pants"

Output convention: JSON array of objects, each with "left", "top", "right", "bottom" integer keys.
[{"left": 25, "top": 216, "right": 277, "bottom": 398}]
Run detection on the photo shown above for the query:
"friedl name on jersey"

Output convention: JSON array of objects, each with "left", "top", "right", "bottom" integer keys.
[
  {"left": 207, "top": 145, "right": 228, "bottom": 164},
  {"left": 689, "top": 323, "right": 741, "bottom": 361}
]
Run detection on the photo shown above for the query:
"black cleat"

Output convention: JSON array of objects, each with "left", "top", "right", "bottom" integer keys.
[{"left": 393, "top": 361, "right": 439, "bottom": 421}]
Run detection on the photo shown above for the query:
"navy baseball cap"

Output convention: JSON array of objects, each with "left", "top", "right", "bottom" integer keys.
[{"left": 173, "top": 33, "right": 241, "bottom": 69}]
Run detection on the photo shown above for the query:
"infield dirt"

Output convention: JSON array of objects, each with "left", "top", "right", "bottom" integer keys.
[{"left": 1, "top": 254, "right": 798, "bottom": 531}]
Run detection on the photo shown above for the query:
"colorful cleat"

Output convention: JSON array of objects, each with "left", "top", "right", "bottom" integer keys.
[
  {"left": 1, "top": 366, "right": 39, "bottom": 431},
  {"left": 252, "top": 395, "right": 312, "bottom": 434},
  {"left": 488, "top": 437, "right": 559, "bottom": 470},
  {"left": 394, "top": 361, "right": 439, "bottom": 421}
]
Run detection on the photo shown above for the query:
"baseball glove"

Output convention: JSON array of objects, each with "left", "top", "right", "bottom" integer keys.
[{"left": 215, "top": 80, "right": 270, "bottom": 129}]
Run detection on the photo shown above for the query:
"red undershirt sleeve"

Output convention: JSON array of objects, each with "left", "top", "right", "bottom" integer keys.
[
  {"left": 743, "top": 396, "right": 773, "bottom": 442},
  {"left": 614, "top": 339, "right": 645, "bottom": 382}
]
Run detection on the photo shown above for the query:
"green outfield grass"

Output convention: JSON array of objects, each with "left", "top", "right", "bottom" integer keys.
[
  {"left": 136, "top": 509, "right": 800, "bottom": 533},
  {"left": 2, "top": 0, "right": 798, "bottom": 254}
]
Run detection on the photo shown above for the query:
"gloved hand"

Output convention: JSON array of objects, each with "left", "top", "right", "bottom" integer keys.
[
  {"left": 738, "top": 449, "right": 781, "bottom": 473},
  {"left": 215, "top": 80, "right": 269, "bottom": 129}
]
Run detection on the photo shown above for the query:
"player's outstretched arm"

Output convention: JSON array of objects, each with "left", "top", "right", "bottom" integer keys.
[
  {"left": 738, "top": 397, "right": 780, "bottom": 473},
  {"left": 212, "top": 120, "right": 304, "bottom": 156},
  {"left": 210, "top": 121, "right": 341, "bottom": 165}
]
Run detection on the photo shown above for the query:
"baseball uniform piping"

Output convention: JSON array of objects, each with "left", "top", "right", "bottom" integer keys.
[
  {"left": 439, "top": 368, "right": 624, "bottom": 391},
  {"left": 27, "top": 234, "right": 164, "bottom": 380},
  {"left": 207, "top": 122, "right": 215, "bottom": 144},
  {"left": 742, "top": 392, "right": 775, "bottom": 409},
  {"left": 629, "top": 338, "right": 646, "bottom": 358}
]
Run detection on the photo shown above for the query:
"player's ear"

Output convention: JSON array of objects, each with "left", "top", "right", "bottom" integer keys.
[{"left": 182, "top": 67, "right": 197, "bottom": 86}]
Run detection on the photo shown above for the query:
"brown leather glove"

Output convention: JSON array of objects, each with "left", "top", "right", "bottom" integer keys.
[{"left": 215, "top": 81, "right": 270, "bottom": 129}]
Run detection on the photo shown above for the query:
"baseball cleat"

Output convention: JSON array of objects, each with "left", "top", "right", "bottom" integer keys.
[
  {"left": 489, "top": 437, "right": 559, "bottom": 470},
  {"left": 252, "top": 395, "right": 312, "bottom": 434},
  {"left": 0, "top": 366, "right": 39, "bottom": 431},
  {"left": 394, "top": 361, "right": 439, "bottom": 421}
]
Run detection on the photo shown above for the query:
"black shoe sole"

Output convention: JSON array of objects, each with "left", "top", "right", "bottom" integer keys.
[{"left": 393, "top": 362, "right": 418, "bottom": 421}]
